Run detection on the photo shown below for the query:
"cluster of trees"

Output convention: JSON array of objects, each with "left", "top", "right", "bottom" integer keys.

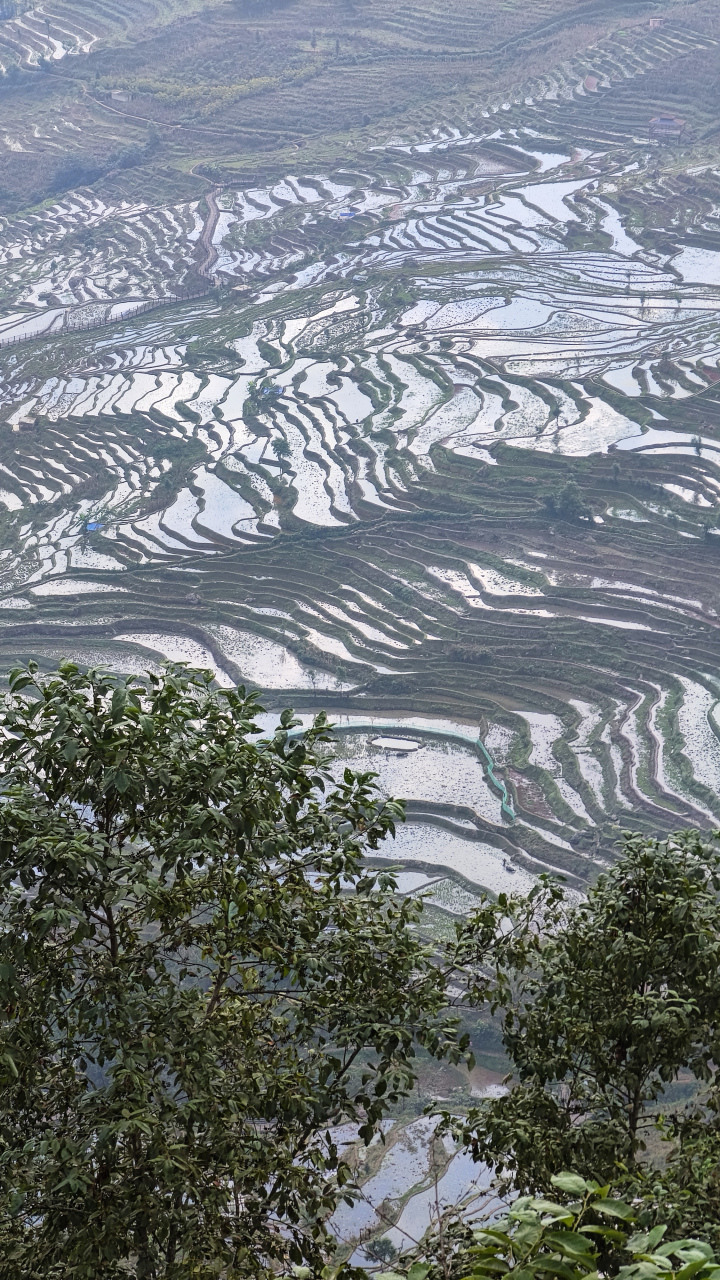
[
  {"left": 543, "top": 480, "right": 591, "bottom": 522},
  {"left": 0, "top": 662, "right": 719, "bottom": 1278}
]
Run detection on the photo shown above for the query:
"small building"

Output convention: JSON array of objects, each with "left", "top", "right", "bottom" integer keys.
[
  {"left": 649, "top": 17, "right": 664, "bottom": 28},
  {"left": 109, "top": 89, "right": 134, "bottom": 103},
  {"left": 649, "top": 114, "right": 685, "bottom": 140}
]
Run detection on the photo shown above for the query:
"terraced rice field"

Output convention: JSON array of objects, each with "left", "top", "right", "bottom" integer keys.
[
  {"left": 4, "top": 0, "right": 720, "bottom": 1255},
  {"left": 3, "top": 22, "right": 720, "bottom": 902}
]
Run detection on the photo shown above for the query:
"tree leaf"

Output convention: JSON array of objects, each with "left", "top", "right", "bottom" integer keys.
[
  {"left": 551, "top": 1173, "right": 591, "bottom": 1196},
  {"left": 595, "top": 1199, "right": 636, "bottom": 1221},
  {"left": 531, "top": 1199, "right": 576, "bottom": 1219}
]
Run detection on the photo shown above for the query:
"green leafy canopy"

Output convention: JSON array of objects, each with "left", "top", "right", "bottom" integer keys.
[
  {"left": 0, "top": 660, "right": 484, "bottom": 1279},
  {"left": 379, "top": 1173, "right": 720, "bottom": 1280},
  {"left": 453, "top": 831, "right": 720, "bottom": 1193},
  {"left": 457, "top": 1173, "right": 720, "bottom": 1280}
]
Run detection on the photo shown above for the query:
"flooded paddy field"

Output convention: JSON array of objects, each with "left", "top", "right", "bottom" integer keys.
[
  {"left": 5, "top": 1, "right": 720, "bottom": 1259},
  {"left": 2, "top": 14, "right": 720, "bottom": 917}
]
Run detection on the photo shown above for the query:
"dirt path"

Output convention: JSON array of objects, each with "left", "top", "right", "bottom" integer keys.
[{"left": 196, "top": 188, "right": 221, "bottom": 279}]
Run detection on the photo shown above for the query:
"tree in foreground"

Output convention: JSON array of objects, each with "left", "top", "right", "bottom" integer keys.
[
  {"left": 0, "top": 661, "right": 477, "bottom": 1279},
  {"left": 365, "top": 831, "right": 720, "bottom": 1278},
  {"left": 4, "top": 661, "right": 720, "bottom": 1278},
  {"left": 454, "top": 831, "right": 720, "bottom": 1193},
  {"left": 374, "top": 1171, "right": 720, "bottom": 1280}
]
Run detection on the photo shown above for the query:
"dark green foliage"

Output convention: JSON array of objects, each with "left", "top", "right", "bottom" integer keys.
[
  {"left": 271, "top": 435, "right": 291, "bottom": 472},
  {"left": 544, "top": 481, "right": 590, "bottom": 523},
  {"left": 0, "top": 661, "right": 474, "bottom": 1279},
  {"left": 623, "top": 1115, "right": 720, "bottom": 1254},
  {"left": 454, "top": 832, "right": 720, "bottom": 1191},
  {"left": 365, "top": 1236, "right": 398, "bottom": 1263},
  {"left": 377, "top": 1172, "right": 720, "bottom": 1280}
]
